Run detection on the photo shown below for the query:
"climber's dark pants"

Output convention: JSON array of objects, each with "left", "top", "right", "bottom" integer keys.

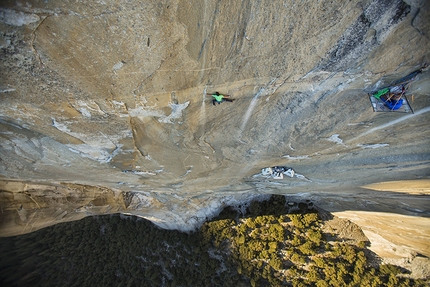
[{"left": 213, "top": 98, "right": 233, "bottom": 105}]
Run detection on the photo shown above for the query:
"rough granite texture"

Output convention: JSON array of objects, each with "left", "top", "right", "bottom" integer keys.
[{"left": 0, "top": 0, "right": 429, "bottom": 266}]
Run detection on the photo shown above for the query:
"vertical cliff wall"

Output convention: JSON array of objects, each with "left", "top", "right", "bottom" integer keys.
[{"left": 1, "top": 0, "right": 429, "bottom": 260}]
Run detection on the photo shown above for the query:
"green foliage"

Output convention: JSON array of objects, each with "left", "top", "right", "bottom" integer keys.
[
  {"left": 302, "top": 213, "right": 320, "bottom": 227},
  {"left": 315, "top": 279, "right": 329, "bottom": 287},
  {"left": 288, "top": 212, "right": 321, "bottom": 231},
  {"left": 288, "top": 214, "right": 305, "bottom": 229},
  {"left": 298, "top": 241, "right": 317, "bottom": 255},
  {"left": 269, "top": 257, "right": 282, "bottom": 270},
  {"left": 379, "top": 264, "right": 402, "bottom": 275},
  {"left": 307, "top": 229, "right": 322, "bottom": 245},
  {"left": 243, "top": 217, "right": 256, "bottom": 229},
  {"left": 0, "top": 195, "right": 427, "bottom": 287},
  {"left": 343, "top": 244, "right": 357, "bottom": 263},
  {"left": 268, "top": 241, "right": 278, "bottom": 252},
  {"left": 291, "top": 253, "right": 306, "bottom": 264},
  {"left": 307, "top": 266, "right": 320, "bottom": 282},
  {"left": 291, "top": 234, "right": 302, "bottom": 246},
  {"left": 357, "top": 240, "right": 368, "bottom": 248},
  {"left": 313, "top": 256, "right": 325, "bottom": 268}
]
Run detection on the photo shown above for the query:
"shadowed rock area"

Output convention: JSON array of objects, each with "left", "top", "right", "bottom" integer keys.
[{"left": 0, "top": 0, "right": 429, "bottom": 267}]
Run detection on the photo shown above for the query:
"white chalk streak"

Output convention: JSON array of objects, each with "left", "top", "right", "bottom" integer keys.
[
  {"left": 199, "top": 88, "right": 207, "bottom": 124},
  {"left": 240, "top": 88, "right": 265, "bottom": 132},
  {"left": 282, "top": 154, "right": 309, "bottom": 160},
  {"left": 358, "top": 143, "right": 389, "bottom": 149},
  {"left": 350, "top": 106, "right": 430, "bottom": 142}
]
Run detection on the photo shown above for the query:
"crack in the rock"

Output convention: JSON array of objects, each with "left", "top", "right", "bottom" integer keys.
[
  {"left": 91, "top": 10, "right": 121, "bottom": 18},
  {"left": 30, "top": 15, "right": 50, "bottom": 67},
  {"left": 410, "top": 8, "right": 427, "bottom": 39},
  {"left": 134, "top": 59, "right": 165, "bottom": 94}
]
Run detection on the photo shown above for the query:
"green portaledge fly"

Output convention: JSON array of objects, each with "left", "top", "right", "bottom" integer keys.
[{"left": 372, "top": 88, "right": 389, "bottom": 99}]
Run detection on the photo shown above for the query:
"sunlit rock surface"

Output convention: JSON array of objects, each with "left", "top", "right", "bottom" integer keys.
[{"left": 0, "top": 0, "right": 429, "bottom": 263}]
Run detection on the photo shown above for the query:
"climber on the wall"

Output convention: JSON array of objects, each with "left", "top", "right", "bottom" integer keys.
[{"left": 207, "top": 92, "right": 235, "bottom": 106}]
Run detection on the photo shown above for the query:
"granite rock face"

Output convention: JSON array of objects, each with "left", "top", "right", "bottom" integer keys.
[{"left": 0, "top": 0, "right": 429, "bottom": 261}]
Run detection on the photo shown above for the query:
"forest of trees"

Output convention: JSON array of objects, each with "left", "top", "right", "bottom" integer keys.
[{"left": 0, "top": 195, "right": 428, "bottom": 286}]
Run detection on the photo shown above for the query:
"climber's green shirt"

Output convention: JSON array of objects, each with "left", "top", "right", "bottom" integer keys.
[{"left": 212, "top": 94, "right": 224, "bottom": 102}]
